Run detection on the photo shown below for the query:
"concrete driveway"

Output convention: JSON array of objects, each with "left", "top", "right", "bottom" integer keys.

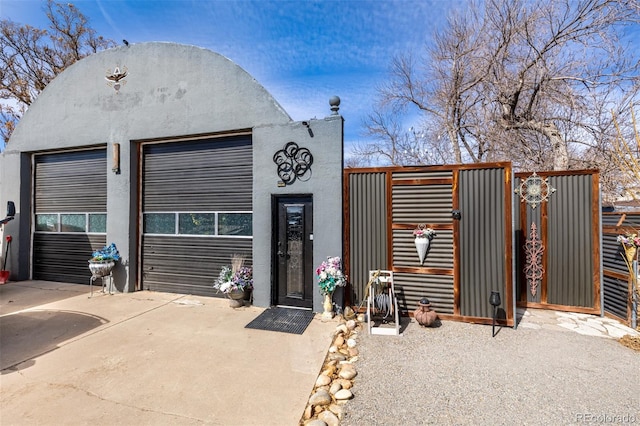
[{"left": 0, "top": 281, "right": 336, "bottom": 425}]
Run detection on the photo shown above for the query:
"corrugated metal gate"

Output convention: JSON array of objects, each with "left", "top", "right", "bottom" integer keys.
[
  {"left": 33, "top": 149, "right": 107, "bottom": 284},
  {"left": 602, "top": 212, "right": 639, "bottom": 325},
  {"left": 514, "top": 171, "right": 600, "bottom": 314},
  {"left": 345, "top": 163, "right": 514, "bottom": 326},
  {"left": 139, "top": 134, "right": 252, "bottom": 296}
]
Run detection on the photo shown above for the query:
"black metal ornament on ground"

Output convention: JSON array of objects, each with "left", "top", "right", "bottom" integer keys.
[{"left": 273, "top": 141, "right": 313, "bottom": 185}]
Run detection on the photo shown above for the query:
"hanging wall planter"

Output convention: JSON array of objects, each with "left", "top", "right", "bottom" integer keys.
[
  {"left": 412, "top": 225, "right": 436, "bottom": 265},
  {"left": 414, "top": 238, "right": 430, "bottom": 265}
]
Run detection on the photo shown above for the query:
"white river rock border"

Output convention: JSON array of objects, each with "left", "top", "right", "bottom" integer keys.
[{"left": 301, "top": 318, "right": 361, "bottom": 425}]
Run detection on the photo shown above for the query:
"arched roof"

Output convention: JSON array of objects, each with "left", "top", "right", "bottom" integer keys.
[{"left": 9, "top": 42, "right": 291, "bottom": 150}]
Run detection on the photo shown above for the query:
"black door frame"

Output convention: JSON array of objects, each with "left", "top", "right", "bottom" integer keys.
[{"left": 272, "top": 194, "right": 314, "bottom": 308}]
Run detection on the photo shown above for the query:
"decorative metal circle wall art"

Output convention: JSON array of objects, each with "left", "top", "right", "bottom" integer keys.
[
  {"left": 515, "top": 172, "right": 556, "bottom": 209},
  {"left": 105, "top": 65, "right": 128, "bottom": 93},
  {"left": 273, "top": 141, "right": 314, "bottom": 185},
  {"left": 524, "top": 222, "right": 545, "bottom": 296}
]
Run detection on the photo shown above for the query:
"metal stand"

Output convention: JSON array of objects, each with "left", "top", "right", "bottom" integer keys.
[
  {"left": 90, "top": 272, "right": 114, "bottom": 297},
  {"left": 489, "top": 291, "right": 501, "bottom": 337},
  {"left": 492, "top": 305, "right": 498, "bottom": 337},
  {"left": 366, "top": 270, "right": 400, "bottom": 336}
]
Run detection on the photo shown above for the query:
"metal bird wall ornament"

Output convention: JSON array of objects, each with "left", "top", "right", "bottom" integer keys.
[{"left": 105, "top": 66, "right": 128, "bottom": 93}]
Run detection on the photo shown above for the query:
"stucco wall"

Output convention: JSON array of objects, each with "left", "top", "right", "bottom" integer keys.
[
  {"left": 0, "top": 42, "right": 344, "bottom": 309},
  {"left": 253, "top": 116, "right": 344, "bottom": 311},
  {"left": 0, "top": 42, "right": 292, "bottom": 290}
]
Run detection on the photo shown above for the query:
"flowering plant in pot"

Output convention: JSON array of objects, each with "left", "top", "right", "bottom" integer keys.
[
  {"left": 88, "top": 243, "right": 119, "bottom": 277},
  {"left": 213, "top": 254, "right": 253, "bottom": 307},
  {"left": 315, "top": 256, "right": 346, "bottom": 318},
  {"left": 412, "top": 225, "right": 436, "bottom": 239},
  {"left": 617, "top": 232, "right": 640, "bottom": 260},
  {"left": 213, "top": 266, "right": 253, "bottom": 294}
]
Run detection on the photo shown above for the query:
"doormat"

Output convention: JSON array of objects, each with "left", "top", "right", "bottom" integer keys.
[{"left": 245, "top": 307, "right": 315, "bottom": 335}]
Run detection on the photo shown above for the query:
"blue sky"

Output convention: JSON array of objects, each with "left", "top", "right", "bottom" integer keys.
[
  {"left": 1, "top": 0, "right": 454, "bottom": 152},
  {"left": 5, "top": 1, "right": 637, "bottom": 155}
]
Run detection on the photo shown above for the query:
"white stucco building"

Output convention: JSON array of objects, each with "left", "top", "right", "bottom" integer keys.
[{"left": 0, "top": 42, "right": 344, "bottom": 312}]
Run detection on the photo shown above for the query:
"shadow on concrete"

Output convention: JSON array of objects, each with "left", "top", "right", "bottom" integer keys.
[
  {"left": 0, "top": 309, "right": 108, "bottom": 373},
  {"left": 515, "top": 306, "right": 527, "bottom": 328}
]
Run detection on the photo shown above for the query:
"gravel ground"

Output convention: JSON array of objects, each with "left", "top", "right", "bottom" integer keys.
[{"left": 341, "top": 318, "right": 640, "bottom": 426}]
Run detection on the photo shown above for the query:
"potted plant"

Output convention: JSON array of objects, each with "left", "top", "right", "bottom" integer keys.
[
  {"left": 413, "top": 224, "right": 436, "bottom": 265},
  {"left": 214, "top": 254, "right": 253, "bottom": 308},
  {"left": 316, "top": 256, "right": 346, "bottom": 319},
  {"left": 88, "top": 243, "right": 119, "bottom": 277}
]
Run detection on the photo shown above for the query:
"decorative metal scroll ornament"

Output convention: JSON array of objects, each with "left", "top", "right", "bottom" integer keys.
[
  {"left": 524, "top": 222, "right": 544, "bottom": 296},
  {"left": 105, "top": 66, "right": 128, "bottom": 92},
  {"left": 515, "top": 172, "right": 556, "bottom": 209},
  {"left": 273, "top": 141, "right": 313, "bottom": 185}
]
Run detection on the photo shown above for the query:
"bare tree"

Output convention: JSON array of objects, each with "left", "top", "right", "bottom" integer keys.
[
  {"left": 0, "top": 0, "right": 115, "bottom": 146},
  {"left": 349, "top": 109, "right": 453, "bottom": 166},
  {"left": 484, "top": 0, "right": 639, "bottom": 169},
  {"left": 610, "top": 106, "right": 640, "bottom": 200},
  {"left": 367, "top": 5, "right": 488, "bottom": 165},
  {"left": 359, "top": 0, "right": 640, "bottom": 180}
]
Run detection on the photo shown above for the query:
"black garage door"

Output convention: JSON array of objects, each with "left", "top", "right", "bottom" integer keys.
[
  {"left": 140, "top": 134, "right": 253, "bottom": 296},
  {"left": 33, "top": 149, "right": 107, "bottom": 284}
]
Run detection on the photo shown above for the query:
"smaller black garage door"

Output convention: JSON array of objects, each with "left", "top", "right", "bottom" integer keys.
[{"left": 33, "top": 149, "right": 107, "bottom": 284}]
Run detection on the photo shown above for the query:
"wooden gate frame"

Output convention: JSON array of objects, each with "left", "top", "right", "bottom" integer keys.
[
  {"left": 514, "top": 170, "right": 601, "bottom": 314},
  {"left": 344, "top": 163, "right": 515, "bottom": 326}
]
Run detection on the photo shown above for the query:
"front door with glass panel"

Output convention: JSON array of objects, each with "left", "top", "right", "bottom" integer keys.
[{"left": 275, "top": 196, "right": 313, "bottom": 308}]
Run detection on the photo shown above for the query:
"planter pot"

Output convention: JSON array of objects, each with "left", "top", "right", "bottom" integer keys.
[
  {"left": 88, "top": 260, "right": 115, "bottom": 277},
  {"left": 414, "top": 298, "right": 438, "bottom": 327},
  {"left": 414, "top": 237, "right": 430, "bottom": 265},
  {"left": 243, "top": 288, "right": 253, "bottom": 304},
  {"left": 227, "top": 289, "right": 245, "bottom": 308},
  {"left": 322, "top": 292, "right": 334, "bottom": 319}
]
